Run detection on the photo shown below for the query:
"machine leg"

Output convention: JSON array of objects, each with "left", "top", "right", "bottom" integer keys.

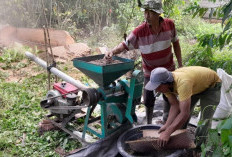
[
  {"left": 100, "top": 102, "right": 107, "bottom": 137},
  {"left": 82, "top": 106, "right": 91, "bottom": 140}
]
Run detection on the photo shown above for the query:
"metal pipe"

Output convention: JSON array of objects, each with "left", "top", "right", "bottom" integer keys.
[{"left": 25, "top": 51, "right": 87, "bottom": 90}]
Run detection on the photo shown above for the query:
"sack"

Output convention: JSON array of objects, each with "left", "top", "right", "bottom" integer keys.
[{"left": 213, "top": 69, "right": 232, "bottom": 119}]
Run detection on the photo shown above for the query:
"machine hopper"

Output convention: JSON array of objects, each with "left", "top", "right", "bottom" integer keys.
[{"left": 73, "top": 54, "right": 134, "bottom": 88}]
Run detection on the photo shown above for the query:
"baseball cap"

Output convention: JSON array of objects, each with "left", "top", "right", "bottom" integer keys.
[
  {"left": 145, "top": 67, "right": 174, "bottom": 91},
  {"left": 141, "top": 0, "right": 164, "bottom": 14}
]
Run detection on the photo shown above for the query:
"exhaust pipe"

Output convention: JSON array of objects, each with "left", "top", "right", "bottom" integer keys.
[{"left": 25, "top": 51, "right": 87, "bottom": 90}]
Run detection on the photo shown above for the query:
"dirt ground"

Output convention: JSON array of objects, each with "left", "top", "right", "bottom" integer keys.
[
  {"left": 0, "top": 52, "right": 85, "bottom": 83},
  {"left": 0, "top": 25, "right": 94, "bottom": 83},
  {"left": 0, "top": 46, "right": 139, "bottom": 83},
  {"left": 0, "top": 25, "right": 142, "bottom": 83}
]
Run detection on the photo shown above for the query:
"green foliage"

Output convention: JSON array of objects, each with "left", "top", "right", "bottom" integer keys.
[
  {"left": 176, "top": 15, "right": 222, "bottom": 39},
  {"left": 184, "top": 1, "right": 209, "bottom": 19},
  {"left": 0, "top": 49, "right": 24, "bottom": 70},
  {"left": 115, "top": 0, "right": 186, "bottom": 37},
  {"left": 0, "top": 0, "right": 187, "bottom": 41},
  {"left": 163, "top": 0, "right": 185, "bottom": 18},
  {"left": 0, "top": 48, "right": 25, "bottom": 63},
  {"left": 0, "top": 0, "right": 120, "bottom": 38},
  {"left": 0, "top": 46, "right": 36, "bottom": 70},
  {"left": 221, "top": 0, "right": 232, "bottom": 28},
  {"left": 212, "top": 50, "right": 232, "bottom": 74},
  {"left": 0, "top": 71, "right": 8, "bottom": 81},
  {"left": 201, "top": 116, "right": 232, "bottom": 157},
  {"left": 197, "top": 31, "right": 232, "bottom": 50},
  {"left": 184, "top": 0, "right": 232, "bottom": 51},
  {"left": 172, "top": 1, "right": 225, "bottom": 69},
  {"left": 52, "top": 0, "right": 119, "bottom": 36},
  {"left": 116, "top": 0, "right": 143, "bottom": 36},
  {"left": 185, "top": 46, "right": 213, "bottom": 67},
  {"left": 185, "top": 44, "right": 232, "bottom": 74},
  {"left": 178, "top": 8, "right": 232, "bottom": 74},
  {"left": 80, "top": 75, "right": 96, "bottom": 87}
]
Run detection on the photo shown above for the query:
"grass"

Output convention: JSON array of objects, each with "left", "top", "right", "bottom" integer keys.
[
  {"left": 0, "top": 44, "right": 92, "bottom": 156},
  {"left": 0, "top": 46, "right": 85, "bottom": 156},
  {"left": 0, "top": 74, "right": 82, "bottom": 156},
  {"left": 0, "top": 71, "right": 8, "bottom": 81},
  {"left": 0, "top": 46, "right": 32, "bottom": 70}
]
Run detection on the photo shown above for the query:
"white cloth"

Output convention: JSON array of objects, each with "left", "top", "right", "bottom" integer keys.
[{"left": 213, "top": 69, "right": 232, "bottom": 119}]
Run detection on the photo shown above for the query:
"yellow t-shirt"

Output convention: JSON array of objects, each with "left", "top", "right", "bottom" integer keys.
[{"left": 166, "top": 66, "right": 221, "bottom": 101}]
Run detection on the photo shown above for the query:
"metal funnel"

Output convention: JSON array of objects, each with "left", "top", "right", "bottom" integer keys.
[{"left": 73, "top": 54, "right": 134, "bottom": 88}]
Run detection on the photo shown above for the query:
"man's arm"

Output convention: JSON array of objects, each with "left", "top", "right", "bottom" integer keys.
[
  {"left": 173, "top": 40, "right": 182, "bottom": 68},
  {"left": 112, "top": 43, "right": 126, "bottom": 55},
  {"left": 159, "top": 94, "right": 180, "bottom": 132},
  {"left": 158, "top": 98, "right": 191, "bottom": 147},
  {"left": 165, "top": 98, "right": 191, "bottom": 135},
  {"left": 104, "top": 43, "right": 126, "bottom": 59}
]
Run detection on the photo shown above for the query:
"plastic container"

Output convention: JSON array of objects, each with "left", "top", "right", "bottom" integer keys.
[
  {"left": 117, "top": 124, "right": 161, "bottom": 157},
  {"left": 117, "top": 124, "right": 189, "bottom": 157}
]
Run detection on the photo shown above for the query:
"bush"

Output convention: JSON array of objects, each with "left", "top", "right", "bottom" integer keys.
[
  {"left": 176, "top": 15, "right": 222, "bottom": 39},
  {"left": 184, "top": 44, "right": 232, "bottom": 74},
  {"left": 201, "top": 116, "right": 232, "bottom": 157}
]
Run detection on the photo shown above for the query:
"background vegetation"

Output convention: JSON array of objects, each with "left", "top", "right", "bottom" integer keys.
[{"left": 0, "top": 0, "right": 232, "bottom": 156}]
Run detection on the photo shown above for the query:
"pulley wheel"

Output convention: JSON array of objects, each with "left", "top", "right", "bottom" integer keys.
[{"left": 82, "top": 88, "right": 100, "bottom": 107}]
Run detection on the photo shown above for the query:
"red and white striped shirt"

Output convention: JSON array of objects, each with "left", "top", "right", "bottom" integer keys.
[{"left": 122, "top": 18, "right": 179, "bottom": 77}]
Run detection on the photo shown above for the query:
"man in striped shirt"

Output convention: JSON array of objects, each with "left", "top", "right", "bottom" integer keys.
[{"left": 104, "top": 0, "right": 182, "bottom": 124}]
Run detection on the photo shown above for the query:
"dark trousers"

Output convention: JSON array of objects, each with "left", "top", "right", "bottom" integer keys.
[
  {"left": 143, "top": 77, "right": 170, "bottom": 122},
  {"left": 143, "top": 77, "right": 156, "bottom": 108},
  {"left": 190, "top": 82, "right": 221, "bottom": 149}
]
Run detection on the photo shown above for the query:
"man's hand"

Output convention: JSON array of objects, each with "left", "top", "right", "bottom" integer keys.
[
  {"left": 104, "top": 43, "right": 125, "bottom": 61},
  {"left": 158, "top": 131, "right": 170, "bottom": 147},
  {"left": 104, "top": 51, "right": 113, "bottom": 61},
  {"left": 158, "top": 124, "right": 167, "bottom": 133}
]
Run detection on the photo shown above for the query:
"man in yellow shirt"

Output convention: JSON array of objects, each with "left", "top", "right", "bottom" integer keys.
[{"left": 145, "top": 66, "right": 221, "bottom": 151}]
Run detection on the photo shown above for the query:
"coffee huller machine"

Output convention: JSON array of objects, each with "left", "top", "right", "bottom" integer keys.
[{"left": 25, "top": 52, "right": 144, "bottom": 144}]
